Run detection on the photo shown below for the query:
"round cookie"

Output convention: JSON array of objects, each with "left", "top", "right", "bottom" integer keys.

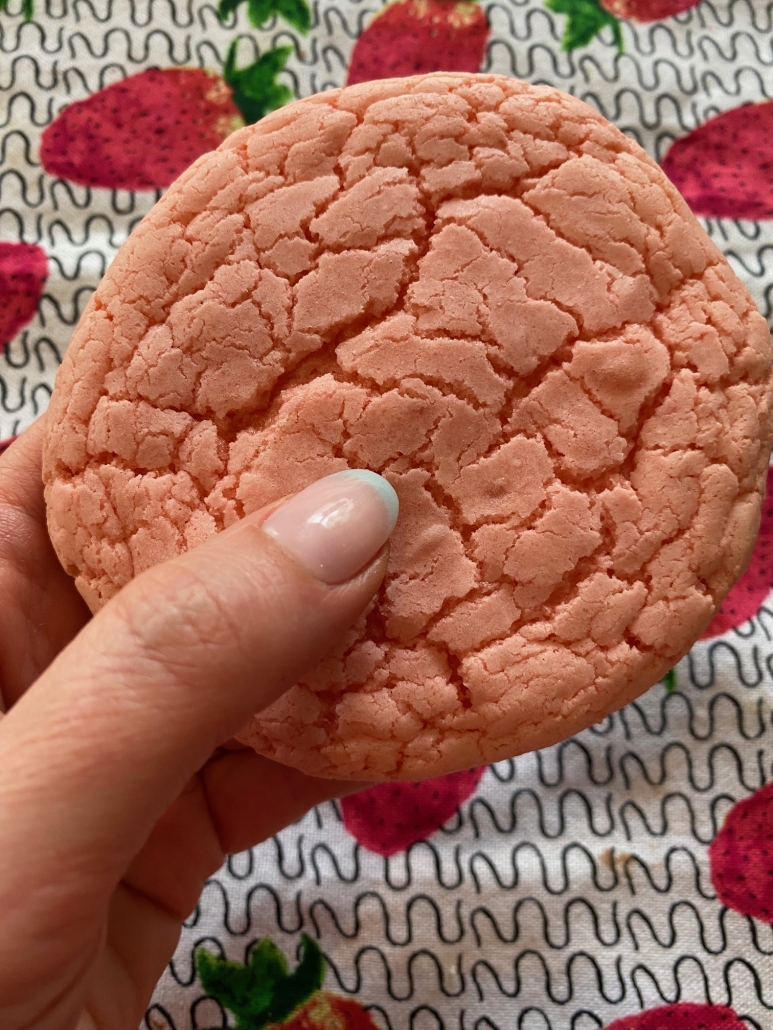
[{"left": 43, "top": 73, "right": 773, "bottom": 781}]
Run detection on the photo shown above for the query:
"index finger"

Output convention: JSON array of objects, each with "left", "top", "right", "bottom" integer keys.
[
  {"left": 0, "top": 417, "right": 90, "bottom": 710},
  {"left": 0, "top": 418, "right": 47, "bottom": 519}
]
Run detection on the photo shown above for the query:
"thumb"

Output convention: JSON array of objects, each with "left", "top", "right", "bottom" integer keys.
[{"left": 0, "top": 469, "right": 397, "bottom": 897}]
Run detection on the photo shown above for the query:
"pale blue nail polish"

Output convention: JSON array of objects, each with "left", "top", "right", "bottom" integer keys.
[{"left": 341, "top": 469, "right": 400, "bottom": 534}]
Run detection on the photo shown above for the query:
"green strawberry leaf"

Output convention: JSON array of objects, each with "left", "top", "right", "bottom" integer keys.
[
  {"left": 248, "top": 937, "right": 290, "bottom": 987},
  {"left": 197, "top": 949, "right": 267, "bottom": 1025},
  {"left": 546, "top": 0, "right": 623, "bottom": 53},
  {"left": 662, "top": 667, "right": 677, "bottom": 695},
  {"left": 270, "top": 934, "right": 325, "bottom": 1023},
  {"left": 223, "top": 41, "right": 294, "bottom": 125},
  {"left": 218, "top": 0, "right": 241, "bottom": 20},
  {"left": 274, "top": 0, "right": 312, "bottom": 33},
  {"left": 218, "top": 0, "right": 311, "bottom": 33},
  {"left": 248, "top": 0, "right": 282, "bottom": 27},
  {"left": 197, "top": 934, "right": 325, "bottom": 1030}
]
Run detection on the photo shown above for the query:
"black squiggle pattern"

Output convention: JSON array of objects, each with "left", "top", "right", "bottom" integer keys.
[{"left": 151, "top": 614, "right": 773, "bottom": 1028}]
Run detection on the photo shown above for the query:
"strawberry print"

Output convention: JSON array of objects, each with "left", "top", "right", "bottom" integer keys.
[
  {"left": 605, "top": 1002, "right": 746, "bottom": 1029},
  {"left": 547, "top": 0, "right": 699, "bottom": 53},
  {"left": 346, "top": 0, "right": 489, "bottom": 85},
  {"left": 661, "top": 101, "right": 773, "bottom": 221},
  {"left": 197, "top": 934, "right": 378, "bottom": 1030},
  {"left": 279, "top": 992, "right": 379, "bottom": 1030},
  {"left": 599, "top": 0, "right": 698, "bottom": 18},
  {"left": 702, "top": 468, "right": 773, "bottom": 639},
  {"left": 40, "top": 68, "right": 242, "bottom": 191},
  {"left": 0, "top": 242, "right": 47, "bottom": 351},
  {"left": 40, "top": 44, "right": 295, "bottom": 191},
  {"left": 341, "top": 767, "right": 485, "bottom": 855},
  {"left": 710, "top": 780, "right": 773, "bottom": 923}
]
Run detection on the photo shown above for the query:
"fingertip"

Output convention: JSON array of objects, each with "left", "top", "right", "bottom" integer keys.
[
  {"left": 262, "top": 469, "right": 399, "bottom": 586},
  {"left": 341, "top": 469, "right": 399, "bottom": 534}
]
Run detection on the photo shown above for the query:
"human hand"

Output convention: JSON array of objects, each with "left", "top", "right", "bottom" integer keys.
[{"left": 0, "top": 418, "right": 398, "bottom": 1030}]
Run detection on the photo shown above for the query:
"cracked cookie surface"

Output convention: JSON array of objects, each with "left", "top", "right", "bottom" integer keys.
[{"left": 43, "top": 73, "right": 773, "bottom": 780}]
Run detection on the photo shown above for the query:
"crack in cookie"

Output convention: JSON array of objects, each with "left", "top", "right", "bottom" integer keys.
[{"left": 43, "top": 73, "right": 773, "bottom": 781}]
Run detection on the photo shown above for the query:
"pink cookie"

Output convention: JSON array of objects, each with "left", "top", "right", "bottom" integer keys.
[{"left": 43, "top": 73, "right": 773, "bottom": 781}]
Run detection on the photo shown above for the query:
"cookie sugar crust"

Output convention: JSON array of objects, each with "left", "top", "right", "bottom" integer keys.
[{"left": 43, "top": 73, "right": 773, "bottom": 781}]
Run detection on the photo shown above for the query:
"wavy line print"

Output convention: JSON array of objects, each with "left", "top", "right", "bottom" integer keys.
[
  {"left": 488, "top": 737, "right": 766, "bottom": 794},
  {"left": 0, "top": 167, "right": 47, "bottom": 206},
  {"left": 0, "top": 22, "right": 66, "bottom": 57},
  {"left": 698, "top": 0, "right": 773, "bottom": 33},
  {"left": 3, "top": 332, "right": 61, "bottom": 371},
  {"left": 36, "top": 285, "right": 96, "bottom": 326},
  {"left": 468, "top": 788, "right": 615, "bottom": 840},
  {"left": 471, "top": 950, "right": 627, "bottom": 1005},
  {"left": 703, "top": 218, "right": 765, "bottom": 243},
  {"left": 697, "top": 31, "right": 773, "bottom": 70},
  {"left": 469, "top": 842, "right": 620, "bottom": 895},
  {"left": 622, "top": 845, "right": 716, "bottom": 900},
  {"left": 485, "top": 3, "right": 564, "bottom": 47},
  {"left": 618, "top": 741, "right": 766, "bottom": 794},
  {"left": 470, "top": 896, "right": 623, "bottom": 949},
  {"left": 64, "top": 25, "right": 191, "bottom": 64},
  {"left": 0, "top": 372, "right": 28, "bottom": 414},
  {"left": 686, "top": 639, "right": 768, "bottom": 690},
  {"left": 309, "top": 892, "right": 466, "bottom": 946},
  {"left": 625, "top": 900, "right": 729, "bottom": 955},
  {"left": 0, "top": 53, "right": 58, "bottom": 91},
  {"left": 618, "top": 691, "right": 769, "bottom": 742},
  {"left": 181, "top": 877, "right": 305, "bottom": 938},
  {"left": 486, "top": 37, "right": 576, "bottom": 81},
  {"left": 619, "top": 790, "right": 736, "bottom": 845},
  {"left": 324, "top": 945, "right": 467, "bottom": 1000}
]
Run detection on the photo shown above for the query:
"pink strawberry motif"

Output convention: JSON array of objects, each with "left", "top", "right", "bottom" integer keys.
[
  {"left": 605, "top": 1002, "right": 746, "bottom": 1029},
  {"left": 346, "top": 0, "right": 489, "bottom": 86},
  {"left": 341, "top": 767, "right": 485, "bottom": 855},
  {"left": 662, "top": 102, "right": 773, "bottom": 221},
  {"left": 0, "top": 242, "right": 47, "bottom": 350},
  {"left": 599, "top": 0, "right": 697, "bottom": 18},
  {"left": 40, "top": 45, "right": 294, "bottom": 191},
  {"left": 702, "top": 468, "right": 773, "bottom": 639},
  {"left": 277, "top": 992, "right": 379, "bottom": 1030},
  {"left": 709, "top": 780, "right": 773, "bottom": 923},
  {"left": 41, "top": 68, "right": 241, "bottom": 192},
  {"left": 547, "top": 0, "right": 700, "bottom": 53}
]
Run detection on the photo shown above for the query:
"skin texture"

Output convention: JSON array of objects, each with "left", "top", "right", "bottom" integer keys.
[
  {"left": 44, "top": 72, "right": 773, "bottom": 782},
  {"left": 0, "top": 420, "right": 383, "bottom": 1030}
]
